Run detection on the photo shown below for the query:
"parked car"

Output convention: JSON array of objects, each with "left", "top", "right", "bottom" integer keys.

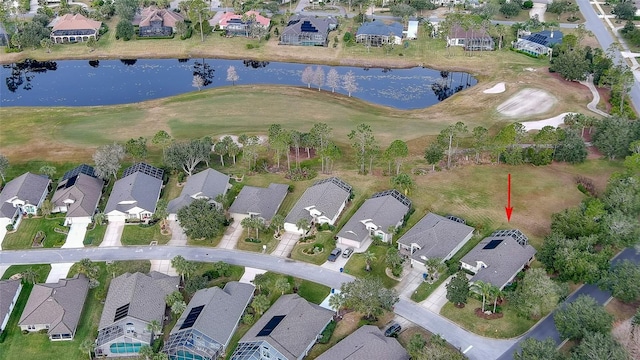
[
  {"left": 384, "top": 323, "right": 401, "bottom": 337},
  {"left": 327, "top": 248, "right": 342, "bottom": 262},
  {"left": 342, "top": 247, "right": 354, "bottom": 258}
]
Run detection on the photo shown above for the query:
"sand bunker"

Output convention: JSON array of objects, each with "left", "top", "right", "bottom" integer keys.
[
  {"left": 483, "top": 82, "right": 506, "bottom": 94},
  {"left": 521, "top": 112, "right": 577, "bottom": 131},
  {"left": 497, "top": 88, "right": 556, "bottom": 117}
]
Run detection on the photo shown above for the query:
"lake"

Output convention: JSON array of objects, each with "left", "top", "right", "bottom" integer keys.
[{"left": 1, "top": 58, "right": 477, "bottom": 110}]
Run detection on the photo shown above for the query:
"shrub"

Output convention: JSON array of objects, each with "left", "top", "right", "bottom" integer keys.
[
  {"left": 318, "top": 321, "right": 336, "bottom": 343},
  {"left": 285, "top": 167, "right": 317, "bottom": 181},
  {"left": 180, "top": 27, "right": 192, "bottom": 40},
  {"left": 6, "top": 224, "right": 13, "bottom": 231},
  {"left": 203, "top": 269, "right": 220, "bottom": 280},
  {"left": 244, "top": 238, "right": 261, "bottom": 243}
]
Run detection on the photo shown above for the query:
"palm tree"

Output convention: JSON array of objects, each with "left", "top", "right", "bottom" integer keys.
[
  {"left": 274, "top": 277, "right": 290, "bottom": 295},
  {"left": 138, "top": 344, "right": 155, "bottom": 360},
  {"left": 270, "top": 214, "right": 285, "bottom": 235},
  {"left": 295, "top": 218, "right": 310, "bottom": 235},
  {"left": 490, "top": 285, "right": 503, "bottom": 313},
  {"left": 425, "top": 258, "right": 444, "bottom": 281},
  {"left": 471, "top": 280, "right": 493, "bottom": 312},
  {"left": 364, "top": 251, "right": 377, "bottom": 272},
  {"left": 171, "top": 300, "right": 187, "bottom": 315},
  {"left": 21, "top": 268, "right": 38, "bottom": 284},
  {"left": 171, "top": 255, "right": 195, "bottom": 282},
  {"left": 77, "top": 258, "right": 99, "bottom": 280},
  {"left": 251, "top": 294, "right": 270, "bottom": 316},
  {"left": 146, "top": 319, "right": 162, "bottom": 338},
  {"left": 79, "top": 338, "right": 95, "bottom": 360},
  {"left": 241, "top": 217, "right": 254, "bottom": 238},
  {"left": 328, "top": 292, "right": 345, "bottom": 316}
]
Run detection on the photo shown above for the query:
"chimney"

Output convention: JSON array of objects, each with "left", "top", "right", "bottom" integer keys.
[{"left": 550, "top": 31, "right": 554, "bottom": 38}]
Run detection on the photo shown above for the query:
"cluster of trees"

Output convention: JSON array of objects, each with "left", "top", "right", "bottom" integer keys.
[
  {"left": 612, "top": 0, "right": 637, "bottom": 21},
  {"left": 300, "top": 66, "right": 358, "bottom": 96},
  {"left": 335, "top": 277, "right": 399, "bottom": 320},
  {"left": 539, "top": 153, "right": 640, "bottom": 285},
  {"left": 546, "top": 0, "right": 580, "bottom": 21},
  {"left": 176, "top": 198, "right": 227, "bottom": 239}
]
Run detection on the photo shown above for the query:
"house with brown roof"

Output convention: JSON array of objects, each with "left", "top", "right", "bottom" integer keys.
[
  {"left": 18, "top": 275, "right": 89, "bottom": 341},
  {"left": 51, "top": 164, "right": 104, "bottom": 226},
  {"left": 214, "top": 10, "right": 270, "bottom": 37},
  {"left": 446, "top": 24, "right": 494, "bottom": 51},
  {"left": 316, "top": 325, "right": 409, "bottom": 360},
  {"left": 133, "top": 6, "right": 185, "bottom": 37},
  {"left": 49, "top": 13, "right": 102, "bottom": 44}
]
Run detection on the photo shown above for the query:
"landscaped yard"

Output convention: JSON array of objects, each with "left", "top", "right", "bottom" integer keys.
[
  {"left": 2, "top": 217, "right": 69, "bottom": 250},
  {"left": 235, "top": 231, "right": 279, "bottom": 254},
  {"left": 120, "top": 223, "right": 171, "bottom": 245},
  {"left": 344, "top": 244, "right": 399, "bottom": 288},
  {"left": 190, "top": 261, "right": 245, "bottom": 290},
  {"left": 83, "top": 224, "right": 107, "bottom": 246},
  {"left": 440, "top": 298, "right": 536, "bottom": 338},
  {"left": 291, "top": 231, "right": 336, "bottom": 265}
]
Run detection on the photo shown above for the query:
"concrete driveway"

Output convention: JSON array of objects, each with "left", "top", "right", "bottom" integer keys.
[
  {"left": 61, "top": 223, "right": 88, "bottom": 248},
  {"left": 167, "top": 220, "right": 187, "bottom": 246},
  {"left": 320, "top": 251, "right": 350, "bottom": 271},
  {"left": 46, "top": 263, "right": 74, "bottom": 283},
  {"left": 421, "top": 275, "right": 455, "bottom": 313},
  {"left": 218, "top": 222, "right": 243, "bottom": 250},
  {"left": 100, "top": 221, "right": 124, "bottom": 247},
  {"left": 271, "top": 232, "right": 300, "bottom": 257}
]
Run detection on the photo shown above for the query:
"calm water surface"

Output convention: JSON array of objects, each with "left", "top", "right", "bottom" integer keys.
[{"left": 1, "top": 58, "right": 477, "bottom": 109}]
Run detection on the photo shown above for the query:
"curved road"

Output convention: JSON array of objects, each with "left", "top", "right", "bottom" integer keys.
[{"left": 0, "top": 246, "right": 515, "bottom": 360}]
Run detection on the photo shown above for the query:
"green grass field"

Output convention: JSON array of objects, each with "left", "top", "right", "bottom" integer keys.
[
  {"left": 83, "top": 224, "right": 107, "bottom": 246},
  {"left": 120, "top": 223, "right": 171, "bottom": 245},
  {"left": 2, "top": 217, "right": 69, "bottom": 250},
  {"left": 344, "top": 244, "right": 399, "bottom": 288},
  {"left": 0, "top": 264, "right": 51, "bottom": 282},
  {"left": 291, "top": 232, "right": 337, "bottom": 265}
]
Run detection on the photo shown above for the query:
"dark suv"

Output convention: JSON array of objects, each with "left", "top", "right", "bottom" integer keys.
[
  {"left": 327, "top": 248, "right": 342, "bottom": 262},
  {"left": 384, "top": 323, "right": 401, "bottom": 337}
]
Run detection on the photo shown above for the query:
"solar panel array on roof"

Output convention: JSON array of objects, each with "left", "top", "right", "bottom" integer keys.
[
  {"left": 446, "top": 215, "right": 466, "bottom": 224},
  {"left": 256, "top": 315, "right": 285, "bottom": 337},
  {"left": 123, "top": 163, "right": 164, "bottom": 180},
  {"left": 300, "top": 21, "right": 318, "bottom": 33},
  {"left": 371, "top": 189, "right": 412, "bottom": 208},
  {"left": 62, "top": 164, "right": 96, "bottom": 181},
  {"left": 57, "top": 175, "right": 78, "bottom": 190},
  {"left": 483, "top": 239, "right": 503, "bottom": 250},
  {"left": 526, "top": 34, "right": 549, "bottom": 46},
  {"left": 114, "top": 303, "right": 130, "bottom": 322},
  {"left": 179, "top": 305, "right": 205, "bottom": 330}
]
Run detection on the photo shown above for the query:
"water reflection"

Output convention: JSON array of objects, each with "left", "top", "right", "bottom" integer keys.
[{"left": 1, "top": 58, "right": 477, "bottom": 109}]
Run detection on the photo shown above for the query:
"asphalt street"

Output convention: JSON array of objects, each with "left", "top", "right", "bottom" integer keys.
[{"left": 0, "top": 246, "right": 515, "bottom": 360}]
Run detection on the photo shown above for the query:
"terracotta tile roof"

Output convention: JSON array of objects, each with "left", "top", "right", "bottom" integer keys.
[
  {"left": 135, "top": 6, "right": 185, "bottom": 28},
  {"left": 51, "top": 14, "right": 101, "bottom": 32},
  {"left": 218, "top": 10, "right": 270, "bottom": 28}
]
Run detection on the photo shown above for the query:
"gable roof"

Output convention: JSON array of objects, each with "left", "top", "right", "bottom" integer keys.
[
  {"left": 398, "top": 212, "right": 474, "bottom": 261},
  {"left": 98, "top": 272, "right": 179, "bottom": 330},
  {"left": 104, "top": 163, "right": 164, "bottom": 215},
  {"left": 18, "top": 275, "right": 89, "bottom": 336},
  {"left": 217, "top": 10, "right": 270, "bottom": 28},
  {"left": 356, "top": 20, "right": 403, "bottom": 37},
  {"left": 229, "top": 183, "right": 288, "bottom": 221},
  {"left": 134, "top": 6, "right": 185, "bottom": 28},
  {"left": 51, "top": 173, "right": 104, "bottom": 218},
  {"left": 282, "top": 15, "right": 334, "bottom": 36},
  {"left": 0, "top": 279, "right": 22, "bottom": 325},
  {"left": 337, "top": 189, "right": 411, "bottom": 243},
  {"left": 167, "top": 282, "right": 254, "bottom": 357},
  {"left": 316, "top": 325, "right": 409, "bottom": 360},
  {"left": 461, "top": 230, "right": 537, "bottom": 289},
  {"left": 0, "top": 172, "right": 50, "bottom": 218},
  {"left": 168, "top": 168, "right": 230, "bottom": 214},
  {"left": 284, "top": 177, "right": 352, "bottom": 224},
  {"left": 237, "top": 294, "right": 333, "bottom": 360},
  {"left": 50, "top": 13, "right": 101, "bottom": 31}
]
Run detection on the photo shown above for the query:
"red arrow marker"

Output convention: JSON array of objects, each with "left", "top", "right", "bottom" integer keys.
[{"left": 505, "top": 173, "right": 513, "bottom": 222}]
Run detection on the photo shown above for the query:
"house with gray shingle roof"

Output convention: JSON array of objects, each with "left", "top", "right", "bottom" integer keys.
[
  {"left": 18, "top": 274, "right": 89, "bottom": 341},
  {"left": 0, "top": 279, "right": 23, "bottom": 335},
  {"left": 168, "top": 168, "right": 230, "bottom": 221},
  {"left": 0, "top": 172, "right": 50, "bottom": 231},
  {"left": 95, "top": 272, "right": 179, "bottom": 357},
  {"left": 164, "top": 282, "right": 255, "bottom": 360},
  {"left": 104, "top": 163, "right": 164, "bottom": 222},
  {"left": 316, "top": 325, "right": 409, "bottom": 360},
  {"left": 280, "top": 15, "right": 337, "bottom": 46},
  {"left": 284, "top": 177, "right": 352, "bottom": 234},
  {"left": 336, "top": 189, "right": 411, "bottom": 249},
  {"left": 51, "top": 169, "right": 104, "bottom": 226},
  {"left": 397, "top": 213, "right": 475, "bottom": 270},
  {"left": 229, "top": 183, "right": 289, "bottom": 223},
  {"left": 460, "top": 229, "right": 536, "bottom": 290},
  {"left": 356, "top": 20, "right": 403, "bottom": 46},
  {"left": 231, "top": 294, "right": 333, "bottom": 360}
]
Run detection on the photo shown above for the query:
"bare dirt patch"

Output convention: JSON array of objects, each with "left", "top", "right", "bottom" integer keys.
[{"left": 497, "top": 88, "right": 557, "bottom": 117}]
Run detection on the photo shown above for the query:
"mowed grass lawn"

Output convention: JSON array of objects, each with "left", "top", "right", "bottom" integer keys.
[
  {"left": 2, "top": 217, "right": 69, "bottom": 250},
  {"left": 344, "top": 244, "right": 398, "bottom": 288},
  {"left": 291, "top": 232, "right": 337, "bottom": 265},
  {"left": 0, "top": 264, "right": 51, "bottom": 282},
  {"left": 84, "top": 224, "right": 107, "bottom": 246},
  {"left": 440, "top": 298, "right": 536, "bottom": 338},
  {"left": 120, "top": 223, "right": 171, "bottom": 245}
]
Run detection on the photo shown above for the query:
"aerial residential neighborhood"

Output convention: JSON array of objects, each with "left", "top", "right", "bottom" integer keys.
[{"left": 0, "top": 0, "right": 640, "bottom": 359}]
